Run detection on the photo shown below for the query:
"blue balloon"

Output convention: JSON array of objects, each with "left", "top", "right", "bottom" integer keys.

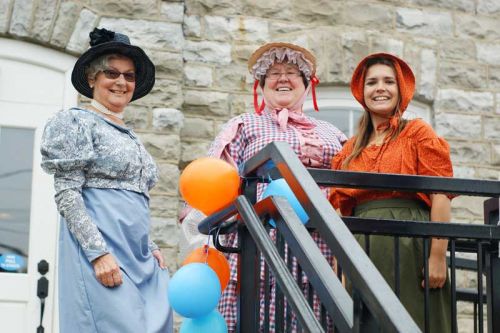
[
  {"left": 168, "top": 263, "right": 221, "bottom": 318},
  {"left": 180, "top": 310, "right": 228, "bottom": 333},
  {"left": 262, "top": 178, "right": 309, "bottom": 227}
]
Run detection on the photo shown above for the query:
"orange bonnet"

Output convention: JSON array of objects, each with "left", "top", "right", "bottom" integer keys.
[{"left": 350, "top": 53, "right": 415, "bottom": 114}]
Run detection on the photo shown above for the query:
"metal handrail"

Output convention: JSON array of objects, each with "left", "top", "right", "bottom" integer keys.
[{"left": 202, "top": 142, "right": 421, "bottom": 332}]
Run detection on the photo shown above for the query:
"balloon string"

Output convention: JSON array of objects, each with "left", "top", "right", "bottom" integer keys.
[{"left": 203, "top": 244, "right": 209, "bottom": 264}]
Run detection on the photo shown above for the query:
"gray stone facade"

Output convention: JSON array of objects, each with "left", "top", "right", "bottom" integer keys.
[{"left": 2, "top": 0, "right": 499, "bottom": 331}]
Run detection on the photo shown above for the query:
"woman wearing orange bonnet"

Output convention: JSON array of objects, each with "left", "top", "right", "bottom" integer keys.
[{"left": 330, "top": 53, "right": 452, "bottom": 332}]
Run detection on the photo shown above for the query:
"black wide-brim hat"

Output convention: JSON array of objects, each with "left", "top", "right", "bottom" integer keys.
[{"left": 71, "top": 28, "right": 155, "bottom": 101}]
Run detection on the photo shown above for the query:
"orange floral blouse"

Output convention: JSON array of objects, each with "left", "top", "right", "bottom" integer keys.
[{"left": 329, "top": 119, "right": 453, "bottom": 216}]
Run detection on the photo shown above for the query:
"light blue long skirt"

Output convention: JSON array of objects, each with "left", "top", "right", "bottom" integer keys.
[{"left": 58, "top": 188, "right": 173, "bottom": 333}]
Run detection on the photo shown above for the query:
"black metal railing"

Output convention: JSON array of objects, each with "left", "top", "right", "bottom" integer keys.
[{"left": 199, "top": 142, "right": 500, "bottom": 333}]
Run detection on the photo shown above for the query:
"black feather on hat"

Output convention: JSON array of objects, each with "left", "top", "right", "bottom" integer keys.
[{"left": 71, "top": 28, "right": 155, "bottom": 101}]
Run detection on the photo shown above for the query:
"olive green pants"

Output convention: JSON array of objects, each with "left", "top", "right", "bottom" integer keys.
[{"left": 353, "top": 199, "right": 451, "bottom": 332}]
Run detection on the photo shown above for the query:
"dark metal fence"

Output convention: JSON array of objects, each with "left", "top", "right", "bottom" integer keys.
[{"left": 199, "top": 142, "right": 500, "bottom": 333}]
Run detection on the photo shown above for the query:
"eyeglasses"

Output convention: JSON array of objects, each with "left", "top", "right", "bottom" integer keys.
[
  {"left": 266, "top": 70, "right": 302, "bottom": 81},
  {"left": 102, "top": 69, "right": 136, "bottom": 82}
]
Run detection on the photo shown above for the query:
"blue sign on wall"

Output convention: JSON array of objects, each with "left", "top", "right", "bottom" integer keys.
[{"left": 0, "top": 254, "right": 26, "bottom": 272}]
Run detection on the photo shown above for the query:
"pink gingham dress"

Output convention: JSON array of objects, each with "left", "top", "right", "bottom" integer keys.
[{"left": 208, "top": 107, "right": 347, "bottom": 332}]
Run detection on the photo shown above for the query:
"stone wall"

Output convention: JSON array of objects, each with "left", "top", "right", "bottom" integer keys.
[{"left": 2, "top": 0, "right": 499, "bottom": 331}]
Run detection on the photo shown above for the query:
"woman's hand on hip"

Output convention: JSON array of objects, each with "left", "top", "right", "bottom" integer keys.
[
  {"left": 92, "top": 253, "right": 123, "bottom": 288},
  {"left": 422, "top": 253, "right": 447, "bottom": 289},
  {"left": 152, "top": 249, "right": 166, "bottom": 269}
]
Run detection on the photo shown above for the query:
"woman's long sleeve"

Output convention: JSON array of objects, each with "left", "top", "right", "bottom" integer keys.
[{"left": 41, "top": 110, "right": 108, "bottom": 262}]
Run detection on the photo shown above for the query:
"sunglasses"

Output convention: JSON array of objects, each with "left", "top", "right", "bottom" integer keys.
[{"left": 102, "top": 69, "right": 136, "bottom": 82}]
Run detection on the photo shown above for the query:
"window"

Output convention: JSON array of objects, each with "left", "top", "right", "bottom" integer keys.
[
  {"left": 304, "top": 87, "right": 431, "bottom": 137},
  {"left": 0, "top": 126, "right": 34, "bottom": 273}
]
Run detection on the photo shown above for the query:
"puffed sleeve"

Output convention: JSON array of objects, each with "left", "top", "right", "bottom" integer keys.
[
  {"left": 41, "top": 109, "right": 108, "bottom": 262},
  {"left": 329, "top": 139, "right": 356, "bottom": 215},
  {"left": 207, "top": 116, "right": 245, "bottom": 167},
  {"left": 411, "top": 119, "right": 453, "bottom": 178}
]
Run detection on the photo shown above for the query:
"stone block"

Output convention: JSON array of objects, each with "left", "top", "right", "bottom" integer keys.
[
  {"left": 489, "top": 66, "right": 500, "bottom": 89},
  {"left": 163, "top": 246, "right": 180, "bottom": 269},
  {"left": 291, "top": 0, "right": 341, "bottom": 25},
  {"left": 477, "top": 43, "right": 500, "bottom": 66},
  {"left": 184, "top": 64, "right": 213, "bottom": 87},
  {"left": 150, "top": 195, "right": 179, "bottom": 218},
  {"left": 435, "top": 113, "right": 481, "bottom": 139},
  {"left": 89, "top": 0, "right": 160, "bottom": 17},
  {"left": 31, "top": 0, "right": 58, "bottom": 41},
  {"left": 418, "top": 49, "right": 437, "bottom": 100},
  {"left": 150, "top": 217, "right": 179, "bottom": 247},
  {"left": 160, "top": 2, "right": 184, "bottom": 23},
  {"left": 9, "top": 0, "right": 35, "bottom": 37},
  {"left": 497, "top": 94, "right": 500, "bottom": 114},
  {"left": 183, "top": 40, "right": 231, "bottom": 64},
  {"left": 323, "top": 33, "right": 344, "bottom": 84},
  {"left": 453, "top": 165, "right": 475, "bottom": 179},
  {"left": 440, "top": 38, "right": 476, "bottom": 61},
  {"left": 403, "top": 43, "right": 422, "bottom": 84},
  {"left": 407, "top": 0, "right": 474, "bottom": 12},
  {"left": 474, "top": 166, "right": 500, "bottom": 180},
  {"left": 232, "top": 42, "right": 260, "bottom": 64},
  {"left": 449, "top": 141, "right": 490, "bottom": 165},
  {"left": 99, "top": 18, "right": 184, "bottom": 52},
  {"left": 230, "top": 94, "right": 251, "bottom": 116},
  {"left": 139, "top": 133, "right": 181, "bottom": 161},
  {"left": 396, "top": 8, "right": 453, "bottom": 37},
  {"left": 148, "top": 50, "right": 183, "bottom": 79},
  {"left": 242, "top": 0, "right": 291, "bottom": 19},
  {"left": 452, "top": 196, "right": 488, "bottom": 219},
  {"left": 181, "top": 117, "right": 214, "bottom": 139},
  {"left": 181, "top": 141, "right": 211, "bottom": 164},
  {"left": 484, "top": 117, "right": 500, "bottom": 140},
  {"left": 183, "top": 15, "right": 201, "bottom": 38},
  {"left": 436, "top": 89, "right": 494, "bottom": 113},
  {"left": 183, "top": 90, "right": 230, "bottom": 117},
  {"left": 341, "top": 3, "right": 394, "bottom": 29},
  {"left": 341, "top": 31, "right": 368, "bottom": 83},
  {"left": 213, "top": 63, "right": 246, "bottom": 91},
  {"left": 412, "top": 37, "right": 439, "bottom": 49},
  {"left": 457, "top": 315, "right": 480, "bottom": 333},
  {"left": 185, "top": 0, "right": 241, "bottom": 16},
  {"left": 269, "top": 21, "right": 306, "bottom": 35},
  {"left": 370, "top": 37, "right": 404, "bottom": 57},
  {"left": 478, "top": 0, "right": 500, "bottom": 15},
  {"left": 491, "top": 144, "right": 500, "bottom": 165},
  {"left": 238, "top": 17, "right": 269, "bottom": 43},
  {"left": 124, "top": 104, "right": 150, "bottom": 130},
  {"left": 140, "top": 79, "right": 183, "bottom": 108},
  {"left": 0, "top": 0, "right": 13, "bottom": 34},
  {"left": 456, "top": 13, "right": 500, "bottom": 40},
  {"left": 438, "top": 61, "right": 487, "bottom": 89},
  {"left": 152, "top": 108, "right": 184, "bottom": 133},
  {"left": 153, "top": 162, "right": 180, "bottom": 195},
  {"left": 66, "top": 9, "right": 98, "bottom": 54},
  {"left": 50, "top": 1, "right": 81, "bottom": 48},
  {"left": 203, "top": 15, "right": 237, "bottom": 42}
]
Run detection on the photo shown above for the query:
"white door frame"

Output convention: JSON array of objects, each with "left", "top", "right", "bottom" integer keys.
[{"left": 0, "top": 37, "right": 77, "bottom": 333}]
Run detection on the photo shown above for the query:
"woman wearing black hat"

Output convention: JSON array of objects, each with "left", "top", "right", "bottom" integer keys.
[{"left": 41, "top": 28, "right": 173, "bottom": 332}]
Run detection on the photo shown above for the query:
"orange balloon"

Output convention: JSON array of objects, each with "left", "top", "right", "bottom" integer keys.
[
  {"left": 183, "top": 246, "right": 230, "bottom": 291},
  {"left": 179, "top": 157, "right": 240, "bottom": 215}
]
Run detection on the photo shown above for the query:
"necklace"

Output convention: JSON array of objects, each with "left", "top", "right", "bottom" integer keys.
[{"left": 90, "top": 100, "right": 124, "bottom": 119}]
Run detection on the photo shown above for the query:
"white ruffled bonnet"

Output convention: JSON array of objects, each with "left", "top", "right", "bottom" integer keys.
[{"left": 248, "top": 42, "right": 317, "bottom": 81}]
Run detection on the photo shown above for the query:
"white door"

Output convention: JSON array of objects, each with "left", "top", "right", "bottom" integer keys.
[{"left": 0, "top": 38, "right": 77, "bottom": 333}]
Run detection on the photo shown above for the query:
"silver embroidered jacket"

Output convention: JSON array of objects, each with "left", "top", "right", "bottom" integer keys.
[{"left": 41, "top": 108, "right": 159, "bottom": 261}]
